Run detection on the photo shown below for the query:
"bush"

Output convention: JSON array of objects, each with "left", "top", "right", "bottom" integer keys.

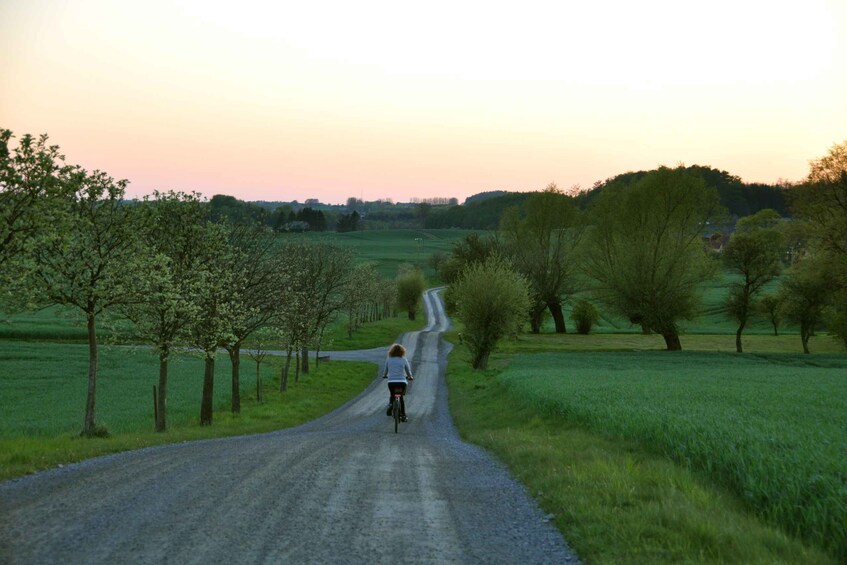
[
  {"left": 571, "top": 300, "right": 600, "bottom": 334},
  {"left": 448, "top": 256, "right": 530, "bottom": 369}
]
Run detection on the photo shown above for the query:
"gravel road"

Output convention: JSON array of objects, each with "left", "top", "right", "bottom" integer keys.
[{"left": 0, "top": 288, "right": 579, "bottom": 564}]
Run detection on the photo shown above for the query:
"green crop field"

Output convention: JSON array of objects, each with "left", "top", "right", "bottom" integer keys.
[
  {"left": 493, "top": 350, "right": 847, "bottom": 560},
  {"left": 291, "top": 228, "right": 480, "bottom": 280}
]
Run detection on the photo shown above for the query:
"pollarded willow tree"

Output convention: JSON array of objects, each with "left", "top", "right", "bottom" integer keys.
[
  {"left": 583, "top": 166, "right": 722, "bottom": 350},
  {"left": 396, "top": 264, "right": 426, "bottom": 320},
  {"left": 501, "top": 184, "right": 582, "bottom": 333},
  {"left": 447, "top": 256, "right": 530, "bottom": 369}
]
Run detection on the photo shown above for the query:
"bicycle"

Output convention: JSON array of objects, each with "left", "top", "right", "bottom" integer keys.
[{"left": 385, "top": 378, "right": 413, "bottom": 433}]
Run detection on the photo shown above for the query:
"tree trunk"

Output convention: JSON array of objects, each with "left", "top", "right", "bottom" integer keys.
[
  {"left": 229, "top": 344, "right": 241, "bottom": 414},
  {"left": 548, "top": 301, "right": 567, "bottom": 333},
  {"left": 255, "top": 359, "right": 263, "bottom": 403},
  {"left": 295, "top": 350, "right": 301, "bottom": 383},
  {"left": 200, "top": 354, "right": 215, "bottom": 426},
  {"left": 408, "top": 308, "right": 416, "bottom": 320},
  {"left": 471, "top": 348, "right": 490, "bottom": 370},
  {"left": 301, "top": 346, "right": 309, "bottom": 375},
  {"left": 82, "top": 313, "right": 98, "bottom": 436},
  {"left": 801, "top": 323, "right": 811, "bottom": 354},
  {"left": 280, "top": 350, "right": 291, "bottom": 392},
  {"left": 735, "top": 319, "right": 747, "bottom": 353},
  {"left": 529, "top": 308, "right": 543, "bottom": 334},
  {"left": 662, "top": 331, "right": 682, "bottom": 351},
  {"left": 156, "top": 352, "right": 168, "bottom": 432}
]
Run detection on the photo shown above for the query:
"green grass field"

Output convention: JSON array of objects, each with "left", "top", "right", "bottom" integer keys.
[
  {"left": 494, "top": 351, "right": 847, "bottom": 560},
  {"left": 445, "top": 342, "right": 837, "bottom": 564},
  {"left": 0, "top": 340, "right": 380, "bottom": 481}
]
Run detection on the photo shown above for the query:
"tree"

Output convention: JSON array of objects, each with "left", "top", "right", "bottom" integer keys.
[
  {"left": 124, "top": 191, "right": 211, "bottom": 432},
  {"left": 778, "top": 259, "right": 832, "bottom": 354},
  {"left": 395, "top": 265, "right": 426, "bottom": 320},
  {"left": 0, "top": 130, "right": 71, "bottom": 278},
  {"left": 758, "top": 293, "right": 783, "bottom": 336},
  {"left": 278, "top": 240, "right": 351, "bottom": 374},
  {"left": 501, "top": 184, "right": 582, "bottom": 333},
  {"left": 336, "top": 211, "right": 360, "bottom": 232},
  {"left": 186, "top": 226, "right": 241, "bottom": 427},
  {"left": 31, "top": 168, "right": 144, "bottom": 436},
  {"left": 342, "top": 263, "right": 379, "bottom": 337},
  {"left": 222, "top": 224, "right": 280, "bottom": 413},
  {"left": 791, "top": 140, "right": 847, "bottom": 348},
  {"left": 246, "top": 327, "right": 276, "bottom": 403},
  {"left": 571, "top": 299, "right": 600, "bottom": 334},
  {"left": 583, "top": 166, "right": 722, "bottom": 350},
  {"left": 438, "top": 232, "right": 502, "bottom": 284},
  {"left": 447, "top": 256, "right": 530, "bottom": 369},
  {"left": 723, "top": 209, "right": 784, "bottom": 352}
]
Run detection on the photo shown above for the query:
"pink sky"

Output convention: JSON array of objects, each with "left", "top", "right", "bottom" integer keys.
[{"left": 2, "top": 0, "right": 846, "bottom": 205}]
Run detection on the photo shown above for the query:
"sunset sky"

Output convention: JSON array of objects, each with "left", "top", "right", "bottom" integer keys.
[{"left": 2, "top": 0, "right": 845, "bottom": 205}]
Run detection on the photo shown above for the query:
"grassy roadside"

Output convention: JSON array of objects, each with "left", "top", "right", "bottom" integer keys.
[
  {"left": 0, "top": 313, "right": 427, "bottom": 483},
  {"left": 444, "top": 335, "right": 836, "bottom": 564},
  {"left": 0, "top": 357, "right": 376, "bottom": 482}
]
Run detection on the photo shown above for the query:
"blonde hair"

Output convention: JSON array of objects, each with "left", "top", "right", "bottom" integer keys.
[{"left": 388, "top": 343, "right": 406, "bottom": 358}]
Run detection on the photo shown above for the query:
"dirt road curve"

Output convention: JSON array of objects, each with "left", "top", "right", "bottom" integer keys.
[{"left": 0, "top": 288, "right": 578, "bottom": 564}]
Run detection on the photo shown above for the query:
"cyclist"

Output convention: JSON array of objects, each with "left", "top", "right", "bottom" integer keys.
[{"left": 382, "top": 343, "right": 413, "bottom": 421}]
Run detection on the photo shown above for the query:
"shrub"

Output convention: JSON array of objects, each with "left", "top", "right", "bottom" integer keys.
[{"left": 571, "top": 300, "right": 600, "bottom": 334}]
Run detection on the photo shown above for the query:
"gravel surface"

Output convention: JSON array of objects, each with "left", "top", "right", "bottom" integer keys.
[{"left": 0, "top": 288, "right": 579, "bottom": 564}]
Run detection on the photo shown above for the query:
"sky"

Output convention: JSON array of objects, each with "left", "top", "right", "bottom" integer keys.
[{"left": 1, "top": 0, "right": 846, "bottom": 205}]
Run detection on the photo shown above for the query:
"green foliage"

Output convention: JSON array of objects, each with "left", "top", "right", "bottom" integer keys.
[
  {"left": 584, "top": 166, "right": 722, "bottom": 349},
  {"left": 437, "top": 231, "right": 502, "bottom": 284},
  {"left": 778, "top": 259, "right": 833, "bottom": 353},
  {"left": 209, "top": 194, "right": 267, "bottom": 225},
  {"left": 395, "top": 265, "right": 426, "bottom": 320},
  {"left": 495, "top": 350, "right": 847, "bottom": 561},
  {"left": 579, "top": 165, "right": 789, "bottom": 217},
  {"left": 570, "top": 299, "right": 599, "bottom": 334},
  {"left": 501, "top": 184, "right": 582, "bottom": 333},
  {"left": 722, "top": 209, "right": 785, "bottom": 351},
  {"left": 447, "top": 256, "right": 530, "bottom": 368},
  {"left": 425, "top": 192, "right": 531, "bottom": 229},
  {"left": 0, "top": 129, "right": 71, "bottom": 277},
  {"left": 757, "top": 293, "right": 783, "bottom": 336}
]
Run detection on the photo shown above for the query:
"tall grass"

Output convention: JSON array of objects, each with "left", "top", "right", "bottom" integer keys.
[{"left": 496, "top": 351, "right": 847, "bottom": 560}]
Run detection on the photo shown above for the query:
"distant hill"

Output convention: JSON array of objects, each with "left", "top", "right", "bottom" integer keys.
[
  {"left": 575, "top": 165, "right": 790, "bottom": 218},
  {"left": 425, "top": 192, "right": 531, "bottom": 229},
  {"left": 463, "top": 190, "right": 513, "bottom": 205}
]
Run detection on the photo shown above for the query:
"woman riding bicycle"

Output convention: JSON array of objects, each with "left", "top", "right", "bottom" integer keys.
[{"left": 382, "top": 343, "right": 413, "bottom": 421}]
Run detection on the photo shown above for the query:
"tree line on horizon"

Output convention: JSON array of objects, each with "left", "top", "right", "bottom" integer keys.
[{"left": 204, "top": 165, "right": 791, "bottom": 233}]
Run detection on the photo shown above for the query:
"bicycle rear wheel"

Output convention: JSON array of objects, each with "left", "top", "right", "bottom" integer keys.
[{"left": 393, "top": 397, "right": 399, "bottom": 433}]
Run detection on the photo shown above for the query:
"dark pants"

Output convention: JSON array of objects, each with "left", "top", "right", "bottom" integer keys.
[{"left": 387, "top": 382, "right": 407, "bottom": 416}]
